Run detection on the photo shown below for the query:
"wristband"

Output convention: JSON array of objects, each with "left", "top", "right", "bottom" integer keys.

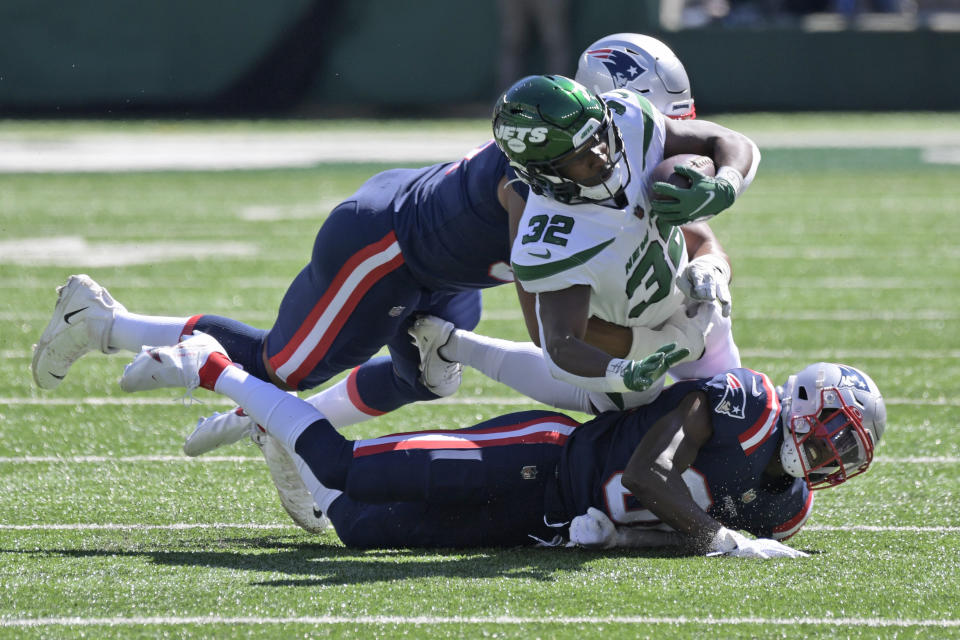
[
  {"left": 715, "top": 166, "right": 745, "bottom": 198},
  {"left": 604, "top": 358, "right": 633, "bottom": 393}
]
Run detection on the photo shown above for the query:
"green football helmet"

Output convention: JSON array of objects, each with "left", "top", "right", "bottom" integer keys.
[{"left": 492, "top": 74, "right": 630, "bottom": 204}]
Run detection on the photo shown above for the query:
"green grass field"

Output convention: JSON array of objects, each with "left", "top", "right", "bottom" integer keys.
[{"left": 0, "top": 115, "right": 958, "bottom": 638}]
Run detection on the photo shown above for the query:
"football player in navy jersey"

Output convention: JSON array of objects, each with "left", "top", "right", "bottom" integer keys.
[
  {"left": 32, "top": 140, "right": 519, "bottom": 401},
  {"left": 119, "top": 332, "right": 886, "bottom": 558}
]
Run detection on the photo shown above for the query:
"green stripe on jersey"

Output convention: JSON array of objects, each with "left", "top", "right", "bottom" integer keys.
[
  {"left": 513, "top": 238, "right": 615, "bottom": 282},
  {"left": 636, "top": 95, "right": 655, "bottom": 171}
]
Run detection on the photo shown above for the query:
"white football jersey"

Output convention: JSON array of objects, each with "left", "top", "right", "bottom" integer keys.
[{"left": 511, "top": 89, "right": 688, "bottom": 329}]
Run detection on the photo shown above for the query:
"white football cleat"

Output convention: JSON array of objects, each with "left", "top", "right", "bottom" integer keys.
[
  {"left": 408, "top": 315, "right": 461, "bottom": 396},
  {"left": 183, "top": 407, "right": 256, "bottom": 457},
  {"left": 252, "top": 427, "right": 330, "bottom": 534},
  {"left": 120, "top": 332, "right": 227, "bottom": 393},
  {"left": 32, "top": 274, "right": 127, "bottom": 390}
]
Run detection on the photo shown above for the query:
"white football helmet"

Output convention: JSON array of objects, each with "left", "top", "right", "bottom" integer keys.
[
  {"left": 575, "top": 33, "right": 695, "bottom": 120},
  {"left": 778, "top": 363, "right": 886, "bottom": 490}
]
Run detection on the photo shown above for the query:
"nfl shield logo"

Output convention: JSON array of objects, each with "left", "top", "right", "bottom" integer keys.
[{"left": 520, "top": 465, "right": 538, "bottom": 480}]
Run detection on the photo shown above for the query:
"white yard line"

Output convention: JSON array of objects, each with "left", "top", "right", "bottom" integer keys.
[
  {"left": 0, "top": 523, "right": 295, "bottom": 531},
  {"left": 0, "top": 614, "right": 957, "bottom": 629},
  {"left": 0, "top": 128, "right": 957, "bottom": 174}
]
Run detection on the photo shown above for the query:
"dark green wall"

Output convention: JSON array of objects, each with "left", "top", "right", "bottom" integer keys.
[
  {"left": 0, "top": 0, "right": 957, "bottom": 114},
  {"left": 0, "top": 0, "right": 313, "bottom": 109},
  {"left": 666, "top": 30, "right": 960, "bottom": 111}
]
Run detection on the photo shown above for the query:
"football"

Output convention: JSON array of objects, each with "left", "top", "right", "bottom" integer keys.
[{"left": 651, "top": 154, "right": 716, "bottom": 198}]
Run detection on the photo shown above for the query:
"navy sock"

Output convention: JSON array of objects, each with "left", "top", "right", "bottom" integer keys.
[
  {"left": 293, "top": 420, "right": 355, "bottom": 489},
  {"left": 352, "top": 356, "right": 438, "bottom": 413}
]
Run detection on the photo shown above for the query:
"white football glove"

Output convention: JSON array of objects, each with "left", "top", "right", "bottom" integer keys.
[
  {"left": 569, "top": 507, "right": 617, "bottom": 549},
  {"left": 707, "top": 526, "right": 808, "bottom": 560},
  {"left": 677, "top": 254, "right": 732, "bottom": 317}
]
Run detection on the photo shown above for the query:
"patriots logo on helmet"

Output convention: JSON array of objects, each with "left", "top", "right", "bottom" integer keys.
[
  {"left": 587, "top": 49, "right": 647, "bottom": 88},
  {"left": 715, "top": 372, "right": 747, "bottom": 420},
  {"left": 836, "top": 365, "right": 870, "bottom": 392}
]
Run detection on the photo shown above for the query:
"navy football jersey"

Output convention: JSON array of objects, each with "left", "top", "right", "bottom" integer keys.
[
  {"left": 390, "top": 140, "right": 528, "bottom": 292},
  {"left": 554, "top": 369, "right": 814, "bottom": 540}
]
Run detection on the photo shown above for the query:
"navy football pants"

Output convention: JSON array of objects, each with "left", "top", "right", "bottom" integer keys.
[{"left": 294, "top": 410, "right": 581, "bottom": 548}]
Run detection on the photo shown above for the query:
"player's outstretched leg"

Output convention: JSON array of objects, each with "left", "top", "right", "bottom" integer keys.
[
  {"left": 182, "top": 359, "right": 393, "bottom": 456},
  {"left": 119, "top": 331, "right": 232, "bottom": 393},
  {"left": 183, "top": 407, "right": 257, "bottom": 456},
  {"left": 32, "top": 274, "right": 128, "bottom": 390},
  {"left": 121, "top": 332, "right": 347, "bottom": 532},
  {"left": 182, "top": 347, "right": 460, "bottom": 457}
]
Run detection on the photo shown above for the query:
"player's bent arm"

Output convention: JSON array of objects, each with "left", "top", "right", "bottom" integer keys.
[
  {"left": 578, "top": 224, "right": 728, "bottom": 359},
  {"left": 535, "top": 286, "right": 612, "bottom": 379},
  {"left": 535, "top": 288, "right": 690, "bottom": 393},
  {"left": 620, "top": 391, "right": 720, "bottom": 552},
  {"left": 583, "top": 316, "right": 632, "bottom": 358},
  {"left": 678, "top": 222, "right": 733, "bottom": 315},
  {"left": 620, "top": 393, "right": 808, "bottom": 558},
  {"left": 522, "top": 287, "right": 634, "bottom": 354},
  {"left": 662, "top": 118, "right": 756, "bottom": 182},
  {"left": 681, "top": 222, "right": 729, "bottom": 266}
]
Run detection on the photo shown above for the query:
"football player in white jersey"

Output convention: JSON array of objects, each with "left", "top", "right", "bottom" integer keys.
[
  {"left": 573, "top": 32, "right": 746, "bottom": 382},
  {"left": 490, "top": 73, "right": 760, "bottom": 411}
]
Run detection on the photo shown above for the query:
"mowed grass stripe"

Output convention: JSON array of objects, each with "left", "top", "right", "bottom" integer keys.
[{"left": 0, "top": 614, "right": 957, "bottom": 628}]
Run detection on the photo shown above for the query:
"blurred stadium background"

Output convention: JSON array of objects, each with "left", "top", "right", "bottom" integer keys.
[{"left": 2, "top": 0, "right": 960, "bottom": 117}]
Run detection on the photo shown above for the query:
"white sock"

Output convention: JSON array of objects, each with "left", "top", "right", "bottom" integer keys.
[
  {"left": 109, "top": 312, "right": 191, "bottom": 352},
  {"left": 301, "top": 373, "right": 381, "bottom": 429},
  {"left": 444, "top": 329, "right": 593, "bottom": 413},
  {"left": 292, "top": 454, "right": 343, "bottom": 514},
  {"left": 213, "top": 366, "right": 323, "bottom": 452}
]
